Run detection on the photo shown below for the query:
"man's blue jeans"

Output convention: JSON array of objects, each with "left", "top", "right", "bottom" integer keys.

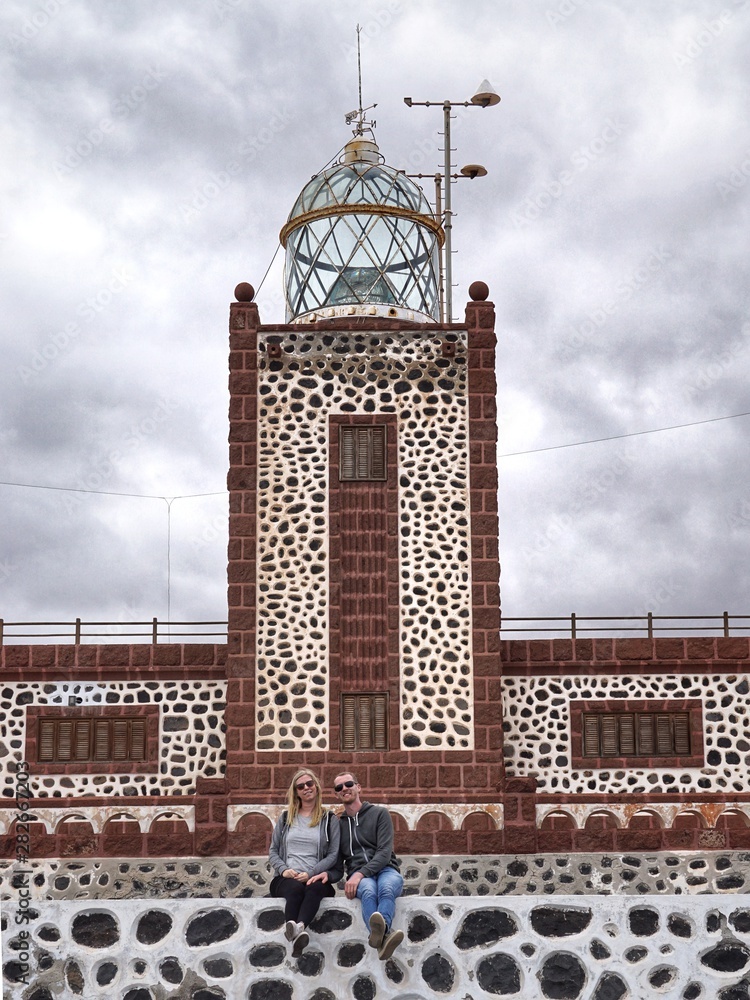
[{"left": 356, "top": 866, "right": 404, "bottom": 931}]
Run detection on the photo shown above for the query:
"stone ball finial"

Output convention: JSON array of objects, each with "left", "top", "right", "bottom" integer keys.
[
  {"left": 468, "top": 281, "right": 489, "bottom": 302},
  {"left": 234, "top": 282, "right": 255, "bottom": 302}
]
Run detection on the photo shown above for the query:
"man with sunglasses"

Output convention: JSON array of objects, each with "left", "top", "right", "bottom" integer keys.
[{"left": 333, "top": 771, "right": 404, "bottom": 960}]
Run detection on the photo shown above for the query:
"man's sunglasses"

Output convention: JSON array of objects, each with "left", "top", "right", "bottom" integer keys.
[
  {"left": 334, "top": 780, "right": 356, "bottom": 792},
  {"left": 296, "top": 780, "right": 315, "bottom": 790}
]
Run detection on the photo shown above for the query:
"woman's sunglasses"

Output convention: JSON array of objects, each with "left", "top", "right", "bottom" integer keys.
[{"left": 296, "top": 779, "right": 316, "bottom": 790}]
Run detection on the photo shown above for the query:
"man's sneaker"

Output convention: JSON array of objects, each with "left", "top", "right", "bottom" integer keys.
[
  {"left": 285, "top": 920, "right": 303, "bottom": 942},
  {"left": 292, "top": 929, "right": 309, "bottom": 958},
  {"left": 368, "top": 911, "right": 386, "bottom": 949},
  {"left": 378, "top": 928, "right": 404, "bottom": 961}
]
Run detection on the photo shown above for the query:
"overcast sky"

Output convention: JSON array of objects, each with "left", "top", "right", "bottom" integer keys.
[{"left": 1, "top": 0, "right": 748, "bottom": 643}]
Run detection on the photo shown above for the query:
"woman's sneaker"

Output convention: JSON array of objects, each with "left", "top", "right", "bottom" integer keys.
[
  {"left": 285, "top": 920, "right": 303, "bottom": 942},
  {"left": 378, "top": 928, "right": 404, "bottom": 961},
  {"left": 292, "top": 929, "right": 309, "bottom": 958}
]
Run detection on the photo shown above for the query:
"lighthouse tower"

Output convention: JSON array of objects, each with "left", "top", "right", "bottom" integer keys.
[{"left": 224, "top": 114, "right": 502, "bottom": 837}]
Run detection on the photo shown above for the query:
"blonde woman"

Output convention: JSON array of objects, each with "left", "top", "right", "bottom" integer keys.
[{"left": 268, "top": 769, "right": 341, "bottom": 957}]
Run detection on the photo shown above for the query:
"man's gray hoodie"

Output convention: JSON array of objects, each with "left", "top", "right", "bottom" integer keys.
[{"left": 339, "top": 802, "right": 400, "bottom": 879}]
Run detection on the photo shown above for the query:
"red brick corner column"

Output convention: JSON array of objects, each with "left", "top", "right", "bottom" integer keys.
[
  {"left": 465, "top": 287, "right": 504, "bottom": 773},
  {"left": 226, "top": 299, "right": 260, "bottom": 797}
]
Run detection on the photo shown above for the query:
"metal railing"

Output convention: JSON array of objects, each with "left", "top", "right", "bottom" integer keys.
[
  {"left": 500, "top": 613, "right": 750, "bottom": 639},
  {"left": 0, "top": 619, "right": 228, "bottom": 645},
  {"left": 0, "top": 614, "right": 747, "bottom": 645}
]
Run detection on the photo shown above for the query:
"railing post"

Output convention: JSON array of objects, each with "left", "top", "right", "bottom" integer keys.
[
  {"left": 152, "top": 618, "right": 158, "bottom": 644},
  {"left": 0, "top": 618, "right": 3, "bottom": 647},
  {"left": 724, "top": 611, "right": 730, "bottom": 638},
  {"left": 571, "top": 613, "right": 576, "bottom": 640},
  {"left": 75, "top": 618, "right": 81, "bottom": 645},
  {"left": 647, "top": 612, "right": 653, "bottom": 639}
]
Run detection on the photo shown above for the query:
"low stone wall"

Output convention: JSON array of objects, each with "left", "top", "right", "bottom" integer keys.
[
  {"left": 3, "top": 853, "right": 750, "bottom": 998},
  {"left": 5, "top": 893, "right": 750, "bottom": 999},
  {"left": 2, "top": 850, "right": 749, "bottom": 899}
]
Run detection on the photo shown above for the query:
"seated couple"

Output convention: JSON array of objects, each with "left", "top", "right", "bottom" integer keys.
[{"left": 269, "top": 769, "right": 404, "bottom": 960}]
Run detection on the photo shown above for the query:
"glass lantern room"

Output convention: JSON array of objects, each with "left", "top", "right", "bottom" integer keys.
[{"left": 280, "top": 137, "right": 444, "bottom": 323}]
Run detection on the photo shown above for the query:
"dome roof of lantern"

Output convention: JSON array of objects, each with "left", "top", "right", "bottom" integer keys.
[
  {"left": 284, "top": 138, "right": 433, "bottom": 226},
  {"left": 280, "top": 135, "right": 444, "bottom": 324}
]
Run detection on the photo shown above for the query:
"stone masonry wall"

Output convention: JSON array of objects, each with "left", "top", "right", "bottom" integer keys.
[{"left": 4, "top": 853, "right": 750, "bottom": 999}]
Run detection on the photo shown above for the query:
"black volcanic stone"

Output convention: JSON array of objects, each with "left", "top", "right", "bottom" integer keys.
[
  {"left": 507, "top": 861, "right": 528, "bottom": 877},
  {"left": 385, "top": 959, "right": 404, "bottom": 983},
  {"left": 683, "top": 986, "right": 702, "bottom": 1000},
  {"left": 38, "top": 926, "right": 60, "bottom": 942},
  {"left": 4, "top": 961, "right": 29, "bottom": 983},
  {"left": 136, "top": 910, "right": 173, "bottom": 944},
  {"left": 186, "top": 909, "right": 239, "bottom": 946},
  {"left": 308, "top": 991, "right": 335, "bottom": 1000},
  {"left": 649, "top": 968, "right": 676, "bottom": 988},
  {"left": 701, "top": 944, "right": 750, "bottom": 972},
  {"left": 455, "top": 909, "right": 518, "bottom": 949},
  {"left": 539, "top": 953, "right": 586, "bottom": 998},
  {"left": 309, "top": 908, "right": 353, "bottom": 933},
  {"left": 422, "top": 953, "right": 456, "bottom": 993},
  {"left": 731, "top": 911, "right": 750, "bottom": 933},
  {"left": 718, "top": 875, "right": 746, "bottom": 890},
  {"left": 297, "top": 950, "right": 324, "bottom": 976},
  {"left": 628, "top": 908, "right": 659, "bottom": 936},
  {"left": 203, "top": 958, "right": 234, "bottom": 978},
  {"left": 718, "top": 981, "right": 750, "bottom": 1000},
  {"left": 530, "top": 907, "right": 592, "bottom": 938},
  {"left": 38, "top": 952, "right": 54, "bottom": 971},
  {"left": 249, "top": 944, "right": 285, "bottom": 968},
  {"left": 408, "top": 914, "right": 437, "bottom": 942},
  {"left": 592, "top": 972, "right": 628, "bottom": 1000},
  {"left": 352, "top": 976, "right": 376, "bottom": 1000},
  {"left": 28, "top": 992, "right": 53, "bottom": 1000},
  {"left": 707, "top": 913, "right": 722, "bottom": 933},
  {"left": 248, "top": 983, "right": 293, "bottom": 1000},
  {"left": 66, "top": 960, "right": 84, "bottom": 994},
  {"left": 337, "top": 943, "right": 365, "bottom": 967},
  {"left": 159, "top": 957, "right": 183, "bottom": 984},
  {"left": 71, "top": 911, "right": 119, "bottom": 948},
  {"left": 590, "top": 940, "right": 610, "bottom": 960},
  {"left": 624, "top": 947, "right": 648, "bottom": 963},
  {"left": 257, "top": 909, "right": 285, "bottom": 932},
  {"left": 194, "top": 991, "right": 226, "bottom": 1000},
  {"left": 668, "top": 914, "right": 693, "bottom": 938},
  {"left": 476, "top": 952, "right": 521, "bottom": 994},
  {"left": 123, "top": 990, "right": 153, "bottom": 1000},
  {"left": 96, "top": 962, "right": 118, "bottom": 985}
]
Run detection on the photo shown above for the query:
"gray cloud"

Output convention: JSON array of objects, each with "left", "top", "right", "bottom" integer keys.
[{"left": 1, "top": 0, "right": 748, "bottom": 639}]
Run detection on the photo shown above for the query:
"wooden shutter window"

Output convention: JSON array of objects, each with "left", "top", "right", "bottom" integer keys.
[
  {"left": 341, "top": 693, "right": 389, "bottom": 751},
  {"left": 74, "top": 720, "right": 92, "bottom": 761},
  {"left": 57, "top": 721, "right": 74, "bottom": 761},
  {"left": 673, "top": 714, "right": 691, "bottom": 756},
  {"left": 618, "top": 715, "right": 636, "bottom": 756},
  {"left": 581, "top": 710, "right": 692, "bottom": 758},
  {"left": 637, "top": 714, "right": 655, "bottom": 755},
  {"left": 35, "top": 715, "right": 150, "bottom": 764},
  {"left": 339, "top": 425, "right": 387, "bottom": 481},
  {"left": 600, "top": 716, "right": 618, "bottom": 756},
  {"left": 582, "top": 714, "right": 600, "bottom": 756},
  {"left": 38, "top": 720, "right": 56, "bottom": 762},
  {"left": 129, "top": 720, "right": 147, "bottom": 761}
]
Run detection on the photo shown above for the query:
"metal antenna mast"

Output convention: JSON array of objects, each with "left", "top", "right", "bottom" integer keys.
[
  {"left": 345, "top": 24, "right": 377, "bottom": 136},
  {"left": 404, "top": 81, "right": 500, "bottom": 321},
  {"left": 357, "top": 24, "right": 363, "bottom": 124}
]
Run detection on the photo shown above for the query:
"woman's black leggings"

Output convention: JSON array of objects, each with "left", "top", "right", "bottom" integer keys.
[{"left": 270, "top": 875, "right": 335, "bottom": 926}]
